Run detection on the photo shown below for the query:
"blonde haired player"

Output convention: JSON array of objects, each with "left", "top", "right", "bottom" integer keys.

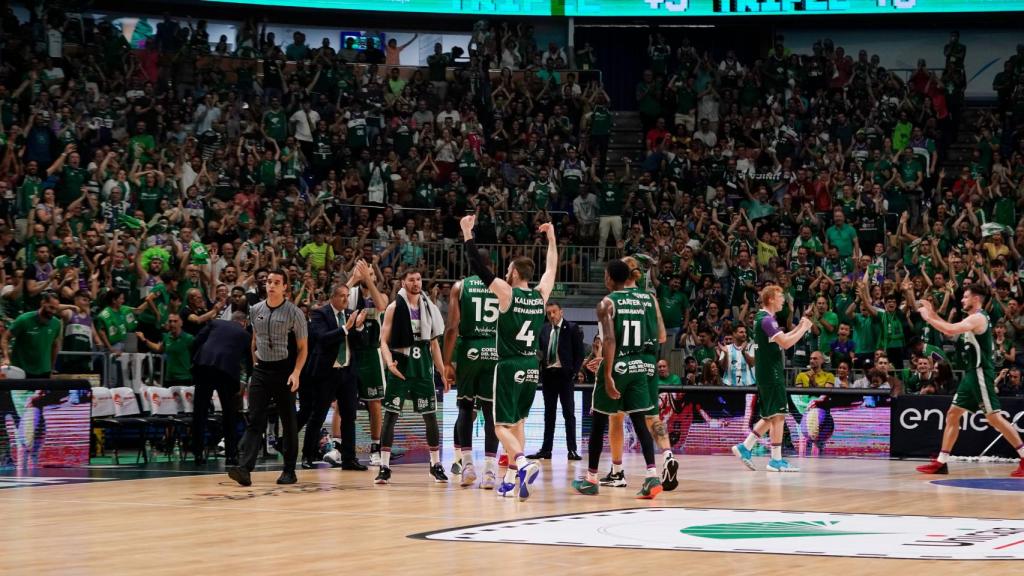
[{"left": 731, "top": 285, "right": 813, "bottom": 472}]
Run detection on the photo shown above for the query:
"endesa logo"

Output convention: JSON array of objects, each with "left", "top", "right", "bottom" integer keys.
[{"left": 898, "top": 407, "right": 1024, "bottom": 433}]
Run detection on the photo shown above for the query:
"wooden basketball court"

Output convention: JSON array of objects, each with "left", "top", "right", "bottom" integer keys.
[{"left": 2, "top": 455, "right": 1022, "bottom": 574}]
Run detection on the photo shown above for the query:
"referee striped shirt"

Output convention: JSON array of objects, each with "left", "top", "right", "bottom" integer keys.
[{"left": 250, "top": 299, "right": 308, "bottom": 362}]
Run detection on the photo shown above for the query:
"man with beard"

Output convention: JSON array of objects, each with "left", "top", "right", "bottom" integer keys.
[
  {"left": 377, "top": 268, "right": 448, "bottom": 485},
  {"left": 24, "top": 245, "right": 56, "bottom": 308},
  {"left": 3, "top": 293, "right": 62, "bottom": 378}
]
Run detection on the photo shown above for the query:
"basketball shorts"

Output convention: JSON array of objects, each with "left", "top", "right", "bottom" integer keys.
[
  {"left": 493, "top": 356, "right": 539, "bottom": 425},
  {"left": 952, "top": 369, "right": 1001, "bottom": 414},
  {"left": 383, "top": 352, "right": 436, "bottom": 414},
  {"left": 593, "top": 355, "right": 655, "bottom": 416},
  {"left": 640, "top": 353, "right": 661, "bottom": 417},
  {"left": 456, "top": 337, "right": 498, "bottom": 402},
  {"left": 354, "top": 349, "right": 386, "bottom": 402},
  {"left": 756, "top": 377, "right": 789, "bottom": 418}
]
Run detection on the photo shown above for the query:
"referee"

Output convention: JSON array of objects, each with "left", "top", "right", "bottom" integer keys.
[{"left": 228, "top": 269, "right": 308, "bottom": 487}]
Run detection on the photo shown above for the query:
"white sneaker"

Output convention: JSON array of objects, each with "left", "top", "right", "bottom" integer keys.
[
  {"left": 480, "top": 470, "right": 496, "bottom": 490},
  {"left": 323, "top": 449, "right": 342, "bottom": 467},
  {"left": 370, "top": 451, "right": 382, "bottom": 467},
  {"left": 460, "top": 463, "right": 478, "bottom": 487}
]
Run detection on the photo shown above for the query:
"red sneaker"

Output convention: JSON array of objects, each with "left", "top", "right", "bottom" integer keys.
[
  {"left": 498, "top": 454, "right": 509, "bottom": 468},
  {"left": 1011, "top": 460, "right": 1024, "bottom": 478},
  {"left": 916, "top": 460, "right": 949, "bottom": 474}
]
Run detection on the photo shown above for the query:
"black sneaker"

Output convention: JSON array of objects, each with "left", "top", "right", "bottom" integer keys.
[
  {"left": 375, "top": 466, "right": 392, "bottom": 485},
  {"left": 429, "top": 463, "right": 449, "bottom": 483},
  {"left": 227, "top": 466, "right": 252, "bottom": 487},
  {"left": 599, "top": 470, "right": 627, "bottom": 487},
  {"left": 662, "top": 455, "right": 679, "bottom": 492},
  {"left": 276, "top": 470, "right": 297, "bottom": 485}
]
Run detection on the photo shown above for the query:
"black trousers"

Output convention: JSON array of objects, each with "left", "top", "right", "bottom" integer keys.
[
  {"left": 540, "top": 367, "right": 577, "bottom": 453},
  {"left": 239, "top": 360, "right": 297, "bottom": 472},
  {"left": 191, "top": 365, "right": 240, "bottom": 460},
  {"left": 296, "top": 366, "right": 358, "bottom": 461}
]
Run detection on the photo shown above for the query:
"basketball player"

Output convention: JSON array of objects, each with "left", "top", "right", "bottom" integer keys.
[
  {"left": 460, "top": 214, "right": 558, "bottom": 501},
  {"left": 377, "top": 269, "right": 448, "bottom": 484},
  {"left": 596, "top": 257, "right": 677, "bottom": 491},
  {"left": 574, "top": 260, "right": 663, "bottom": 498},
  {"left": 346, "top": 260, "right": 389, "bottom": 467},
  {"left": 916, "top": 283, "right": 1024, "bottom": 476},
  {"left": 731, "top": 285, "right": 813, "bottom": 472},
  {"left": 443, "top": 251, "right": 500, "bottom": 488}
]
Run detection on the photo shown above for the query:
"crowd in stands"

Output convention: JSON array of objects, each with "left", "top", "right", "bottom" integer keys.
[{"left": 2, "top": 6, "right": 1024, "bottom": 400}]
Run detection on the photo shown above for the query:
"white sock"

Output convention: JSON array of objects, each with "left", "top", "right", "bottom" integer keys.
[
  {"left": 612, "top": 462, "right": 622, "bottom": 474},
  {"left": 771, "top": 445, "right": 782, "bottom": 461},
  {"left": 462, "top": 451, "right": 473, "bottom": 466},
  {"left": 430, "top": 450, "right": 440, "bottom": 466},
  {"left": 1017, "top": 445, "right": 1024, "bottom": 459},
  {"left": 503, "top": 469, "right": 516, "bottom": 484},
  {"left": 937, "top": 451, "right": 949, "bottom": 464},
  {"left": 586, "top": 470, "right": 598, "bottom": 483},
  {"left": 646, "top": 466, "right": 658, "bottom": 478},
  {"left": 663, "top": 449, "right": 674, "bottom": 460},
  {"left": 484, "top": 456, "right": 496, "bottom": 472},
  {"left": 380, "top": 451, "right": 391, "bottom": 467},
  {"left": 743, "top": 433, "right": 759, "bottom": 450},
  {"left": 454, "top": 447, "right": 462, "bottom": 462},
  {"left": 515, "top": 455, "right": 529, "bottom": 470}
]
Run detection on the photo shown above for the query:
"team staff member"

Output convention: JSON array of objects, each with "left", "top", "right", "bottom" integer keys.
[
  {"left": 296, "top": 283, "right": 367, "bottom": 471},
  {"left": 228, "top": 269, "right": 308, "bottom": 487},
  {"left": 191, "top": 312, "right": 251, "bottom": 465},
  {"left": 530, "top": 301, "right": 583, "bottom": 461}
]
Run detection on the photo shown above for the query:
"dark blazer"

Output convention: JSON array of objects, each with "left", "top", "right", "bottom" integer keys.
[
  {"left": 304, "top": 304, "right": 368, "bottom": 379},
  {"left": 192, "top": 319, "right": 252, "bottom": 381},
  {"left": 538, "top": 319, "right": 584, "bottom": 379}
]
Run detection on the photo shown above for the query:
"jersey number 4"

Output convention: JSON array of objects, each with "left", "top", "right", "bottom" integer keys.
[{"left": 516, "top": 321, "right": 535, "bottom": 348}]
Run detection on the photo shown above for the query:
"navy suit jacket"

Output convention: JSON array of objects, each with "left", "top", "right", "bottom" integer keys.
[
  {"left": 192, "top": 319, "right": 251, "bottom": 381},
  {"left": 538, "top": 319, "right": 584, "bottom": 380},
  {"left": 304, "top": 305, "right": 367, "bottom": 379}
]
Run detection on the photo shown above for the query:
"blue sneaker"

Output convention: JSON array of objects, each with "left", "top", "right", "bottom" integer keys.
[
  {"left": 766, "top": 459, "right": 800, "bottom": 472},
  {"left": 731, "top": 444, "right": 756, "bottom": 471},
  {"left": 517, "top": 462, "right": 541, "bottom": 501},
  {"left": 497, "top": 480, "right": 516, "bottom": 497}
]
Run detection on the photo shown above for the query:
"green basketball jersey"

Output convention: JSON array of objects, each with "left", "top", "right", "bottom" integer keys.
[
  {"left": 607, "top": 290, "right": 651, "bottom": 357},
  {"left": 626, "top": 286, "right": 659, "bottom": 353},
  {"left": 459, "top": 276, "right": 498, "bottom": 340},
  {"left": 753, "top": 309, "right": 786, "bottom": 387},
  {"left": 959, "top": 310, "right": 995, "bottom": 384},
  {"left": 350, "top": 309, "right": 381, "bottom": 352},
  {"left": 496, "top": 287, "right": 545, "bottom": 358}
]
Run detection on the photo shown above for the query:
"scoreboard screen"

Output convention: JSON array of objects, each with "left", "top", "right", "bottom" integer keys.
[{"left": 205, "top": 0, "right": 1024, "bottom": 17}]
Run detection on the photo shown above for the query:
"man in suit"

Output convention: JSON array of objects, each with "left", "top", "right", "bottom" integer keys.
[
  {"left": 191, "top": 311, "right": 251, "bottom": 465},
  {"left": 530, "top": 301, "right": 584, "bottom": 460},
  {"left": 295, "top": 284, "right": 368, "bottom": 470}
]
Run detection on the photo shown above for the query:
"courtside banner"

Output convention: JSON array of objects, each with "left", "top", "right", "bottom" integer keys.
[{"left": 890, "top": 395, "right": 1024, "bottom": 459}]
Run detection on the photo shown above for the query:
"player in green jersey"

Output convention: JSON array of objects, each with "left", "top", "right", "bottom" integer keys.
[
  {"left": 377, "top": 269, "right": 449, "bottom": 485},
  {"left": 345, "top": 259, "right": 389, "bottom": 467},
  {"left": 598, "top": 256, "right": 677, "bottom": 492},
  {"left": 443, "top": 252, "right": 500, "bottom": 489},
  {"left": 574, "top": 260, "right": 663, "bottom": 499},
  {"left": 731, "top": 285, "right": 813, "bottom": 473},
  {"left": 916, "top": 282, "right": 1024, "bottom": 477},
  {"left": 460, "top": 214, "right": 558, "bottom": 501}
]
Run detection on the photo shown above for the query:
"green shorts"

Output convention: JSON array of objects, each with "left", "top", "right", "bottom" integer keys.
[
  {"left": 756, "top": 378, "right": 789, "bottom": 418},
  {"left": 640, "top": 353, "right": 660, "bottom": 417},
  {"left": 493, "top": 356, "right": 539, "bottom": 425},
  {"left": 354, "top": 349, "right": 386, "bottom": 402},
  {"left": 953, "top": 369, "right": 1001, "bottom": 414},
  {"left": 592, "top": 356, "right": 655, "bottom": 416},
  {"left": 456, "top": 338, "right": 498, "bottom": 402},
  {"left": 383, "top": 353, "right": 436, "bottom": 414}
]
